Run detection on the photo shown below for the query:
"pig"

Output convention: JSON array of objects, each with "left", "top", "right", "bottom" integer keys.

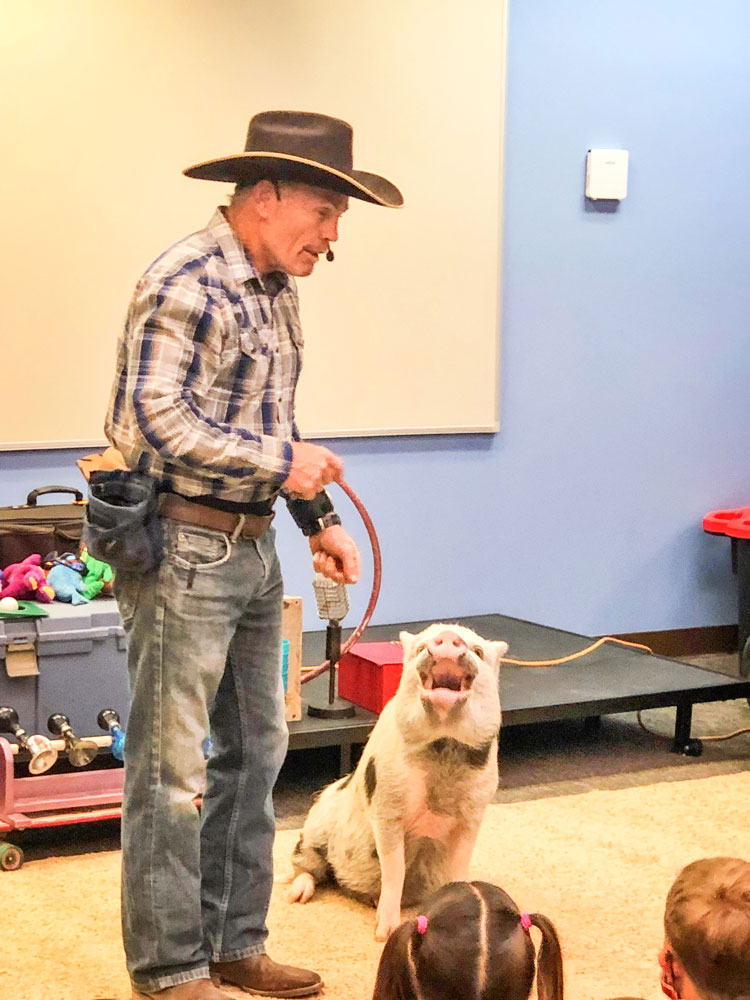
[{"left": 288, "top": 622, "right": 507, "bottom": 941}]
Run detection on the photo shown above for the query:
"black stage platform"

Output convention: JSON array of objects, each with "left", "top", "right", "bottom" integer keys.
[{"left": 287, "top": 613, "right": 750, "bottom": 774}]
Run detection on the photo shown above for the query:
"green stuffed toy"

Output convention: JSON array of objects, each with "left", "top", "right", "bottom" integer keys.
[{"left": 80, "top": 547, "right": 115, "bottom": 600}]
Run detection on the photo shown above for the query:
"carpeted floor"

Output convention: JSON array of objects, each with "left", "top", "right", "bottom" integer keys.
[
  {"left": 4, "top": 770, "right": 750, "bottom": 1000},
  {"left": 3, "top": 652, "right": 749, "bottom": 1000}
]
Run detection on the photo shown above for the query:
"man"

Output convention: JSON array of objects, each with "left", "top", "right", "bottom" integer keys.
[
  {"left": 659, "top": 857, "right": 750, "bottom": 1000},
  {"left": 105, "top": 111, "right": 403, "bottom": 999}
]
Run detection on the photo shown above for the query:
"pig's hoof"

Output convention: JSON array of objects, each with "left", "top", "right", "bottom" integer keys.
[{"left": 288, "top": 872, "right": 316, "bottom": 904}]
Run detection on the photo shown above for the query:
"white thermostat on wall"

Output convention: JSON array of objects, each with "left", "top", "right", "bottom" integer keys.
[{"left": 585, "top": 148, "right": 629, "bottom": 200}]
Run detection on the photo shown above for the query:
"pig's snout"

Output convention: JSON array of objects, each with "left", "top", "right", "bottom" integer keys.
[
  {"left": 417, "top": 629, "right": 478, "bottom": 709},
  {"left": 426, "top": 631, "right": 467, "bottom": 662}
]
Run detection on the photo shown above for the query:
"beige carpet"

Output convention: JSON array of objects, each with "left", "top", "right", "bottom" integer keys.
[{"left": 4, "top": 771, "right": 749, "bottom": 1000}]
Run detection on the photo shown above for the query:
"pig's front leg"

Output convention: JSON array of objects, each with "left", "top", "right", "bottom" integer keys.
[
  {"left": 446, "top": 821, "right": 482, "bottom": 882},
  {"left": 373, "top": 834, "right": 406, "bottom": 942}
]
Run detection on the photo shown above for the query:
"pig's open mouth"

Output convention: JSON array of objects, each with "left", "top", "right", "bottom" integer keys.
[{"left": 418, "top": 657, "right": 475, "bottom": 711}]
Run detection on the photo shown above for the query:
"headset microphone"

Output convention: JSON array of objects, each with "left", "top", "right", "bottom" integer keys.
[{"left": 326, "top": 250, "right": 334, "bottom": 262}]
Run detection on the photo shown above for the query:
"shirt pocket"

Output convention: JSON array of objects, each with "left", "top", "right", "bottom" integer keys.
[{"left": 238, "top": 325, "right": 272, "bottom": 394}]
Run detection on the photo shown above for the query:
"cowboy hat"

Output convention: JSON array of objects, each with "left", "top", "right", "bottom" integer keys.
[{"left": 183, "top": 110, "right": 403, "bottom": 208}]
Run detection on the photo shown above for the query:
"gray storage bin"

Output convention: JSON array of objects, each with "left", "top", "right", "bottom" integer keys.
[{"left": 0, "top": 598, "right": 130, "bottom": 738}]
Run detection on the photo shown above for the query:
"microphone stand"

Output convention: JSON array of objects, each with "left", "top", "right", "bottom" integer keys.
[{"left": 307, "top": 615, "right": 356, "bottom": 721}]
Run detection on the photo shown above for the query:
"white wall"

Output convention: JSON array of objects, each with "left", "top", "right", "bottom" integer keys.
[
  {"left": 2, "top": 1, "right": 749, "bottom": 640},
  {"left": 0, "top": 0, "right": 506, "bottom": 446}
]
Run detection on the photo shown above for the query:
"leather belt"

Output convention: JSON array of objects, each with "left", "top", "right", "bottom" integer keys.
[{"left": 158, "top": 494, "right": 275, "bottom": 540}]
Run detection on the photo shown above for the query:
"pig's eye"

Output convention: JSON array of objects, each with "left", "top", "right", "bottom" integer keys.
[
  {"left": 415, "top": 644, "right": 426, "bottom": 656},
  {"left": 472, "top": 646, "right": 484, "bottom": 660}
]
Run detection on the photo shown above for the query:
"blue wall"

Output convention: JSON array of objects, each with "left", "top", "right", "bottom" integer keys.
[{"left": 2, "top": 1, "right": 749, "bottom": 637}]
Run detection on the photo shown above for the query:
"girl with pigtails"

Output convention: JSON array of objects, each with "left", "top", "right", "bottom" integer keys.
[{"left": 372, "top": 881, "right": 564, "bottom": 1000}]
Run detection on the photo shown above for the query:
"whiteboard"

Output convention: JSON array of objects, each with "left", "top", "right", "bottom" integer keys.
[{"left": 0, "top": 0, "right": 506, "bottom": 449}]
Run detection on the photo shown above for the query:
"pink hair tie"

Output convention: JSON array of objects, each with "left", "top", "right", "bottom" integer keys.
[
  {"left": 416, "top": 915, "right": 429, "bottom": 934},
  {"left": 520, "top": 912, "right": 532, "bottom": 932}
]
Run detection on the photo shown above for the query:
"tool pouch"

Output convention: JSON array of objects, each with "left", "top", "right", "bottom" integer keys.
[{"left": 83, "top": 470, "right": 163, "bottom": 574}]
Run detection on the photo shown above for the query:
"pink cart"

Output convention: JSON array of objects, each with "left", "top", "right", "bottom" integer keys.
[{"left": 0, "top": 735, "right": 123, "bottom": 870}]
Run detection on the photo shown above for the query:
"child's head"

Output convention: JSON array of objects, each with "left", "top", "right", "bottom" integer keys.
[
  {"left": 372, "top": 880, "right": 563, "bottom": 1000},
  {"left": 661, "top": 857, "right": 750, "bottom": 1000}
]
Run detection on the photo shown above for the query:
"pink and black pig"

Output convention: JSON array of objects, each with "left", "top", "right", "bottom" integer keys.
[{"left": 289, "top": 623, "right": 507, "bottom": 940}]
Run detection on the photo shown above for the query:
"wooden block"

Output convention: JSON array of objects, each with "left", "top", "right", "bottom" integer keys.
[{"left": 282, "top": 596, "right": 302, "bottom": 722}]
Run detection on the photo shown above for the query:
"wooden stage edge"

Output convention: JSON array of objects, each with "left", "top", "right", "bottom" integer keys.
[{"left": 288, "top": 614, "right": 750, "bottom": 775}]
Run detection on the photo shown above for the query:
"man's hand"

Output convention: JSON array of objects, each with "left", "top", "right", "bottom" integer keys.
[
  {"left": 309, "top": 525, "right": 361, "bottom": 585},
  {"left": 284, "top": 442, "right": 343, "bottom": 500}
]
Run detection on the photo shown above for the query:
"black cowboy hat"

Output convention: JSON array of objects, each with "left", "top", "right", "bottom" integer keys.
[{"left": 183, "top": 110, "right": 403, "bottom": 208}]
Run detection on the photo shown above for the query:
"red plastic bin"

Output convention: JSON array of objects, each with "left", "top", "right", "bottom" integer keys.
[
  {"left": 703, "top": 506, "right": 750, "bottom": 539},
  {"left": 338, "top": 641, "right": 404, "bottom": 714}
]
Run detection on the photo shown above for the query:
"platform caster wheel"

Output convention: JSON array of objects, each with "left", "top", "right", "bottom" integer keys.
[
  {"left": 677, "top": 738, "right": 703, "bottom": 757},
  {"left": 0, "top": 842, "right": 24, "bottom": 871}
]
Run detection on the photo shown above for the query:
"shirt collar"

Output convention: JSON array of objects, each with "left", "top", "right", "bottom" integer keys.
[{"left": 209, "top": 207, "right": 290, "bottom": 296}]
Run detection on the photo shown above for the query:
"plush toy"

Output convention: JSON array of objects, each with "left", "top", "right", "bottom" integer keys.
[
  {"left": 41, "top": 551, "right": 86, "bottom": 576},
  {"left": 46, "top": 562, "right": 88, "bottom": 605},
  {"left": 55, "top": 552, "right": 86, "bottom": 575},
  {"left": 79, "top": 547, "right": 114, "bottom": 600},
  {"left": 0, "top": 555, "right": 55, "bottom": 603}
]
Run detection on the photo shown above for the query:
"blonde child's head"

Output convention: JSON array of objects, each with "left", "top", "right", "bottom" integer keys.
[{"left": 661, "top": 857, "right": 750, "bottom": 1000}]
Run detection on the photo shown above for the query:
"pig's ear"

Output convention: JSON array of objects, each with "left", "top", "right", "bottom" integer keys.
[
  {"left": 399, "top": 630, "right": 415, "bottom": 656},
  {"left": 491, "top": 640, "right": 509, "bottom": 666}
]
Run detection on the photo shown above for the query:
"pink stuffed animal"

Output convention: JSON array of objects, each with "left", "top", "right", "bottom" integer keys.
[{"left": 0, "top": 555, "right": 55, "bottom": 603}]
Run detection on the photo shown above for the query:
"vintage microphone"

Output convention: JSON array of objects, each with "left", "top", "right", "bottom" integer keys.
[
  {"left": 307, "top": 573, "right": 355, "bottom": 719},
  {"left": 301, "top": 479, "right": 382, "bottom": 686},
  {"left": 0, "top": 706, "right": 58, "bottom": 774},
  {"left": 48, "top": 713, "right": 98, "bottom": 767},
  {"left": 97, "top": 708, "right": 126, "bottom": 761}
]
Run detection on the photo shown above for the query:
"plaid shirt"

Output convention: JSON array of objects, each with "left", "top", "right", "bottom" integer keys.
[{"left": 106, "top": 208, "right": 302, "bottom": 505}]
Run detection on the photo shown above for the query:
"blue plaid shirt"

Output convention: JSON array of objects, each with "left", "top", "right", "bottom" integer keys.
[{"left": 106, "top": 208, "right": 303, "bottom": 505}]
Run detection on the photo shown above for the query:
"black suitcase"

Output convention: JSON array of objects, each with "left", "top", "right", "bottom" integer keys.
[{"left": 0, "top": 486, "right": 86, "bottom": 568}]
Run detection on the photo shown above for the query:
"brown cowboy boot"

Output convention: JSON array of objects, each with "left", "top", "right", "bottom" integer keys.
[
  {"left": 209, "top": 954, "right": 323, "bottom": 998},
  {"left": 131, "top": 977, "right": 233, "bottom": 999}
]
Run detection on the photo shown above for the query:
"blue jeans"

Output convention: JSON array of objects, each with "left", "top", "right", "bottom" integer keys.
[{"left": 115, "top": 519, "right": 288, "bottom": 992}]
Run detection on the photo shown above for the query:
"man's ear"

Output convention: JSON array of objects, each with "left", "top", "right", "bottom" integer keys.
[{"left": 252, "top": 180, "right": 279, "bottom": 219}]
